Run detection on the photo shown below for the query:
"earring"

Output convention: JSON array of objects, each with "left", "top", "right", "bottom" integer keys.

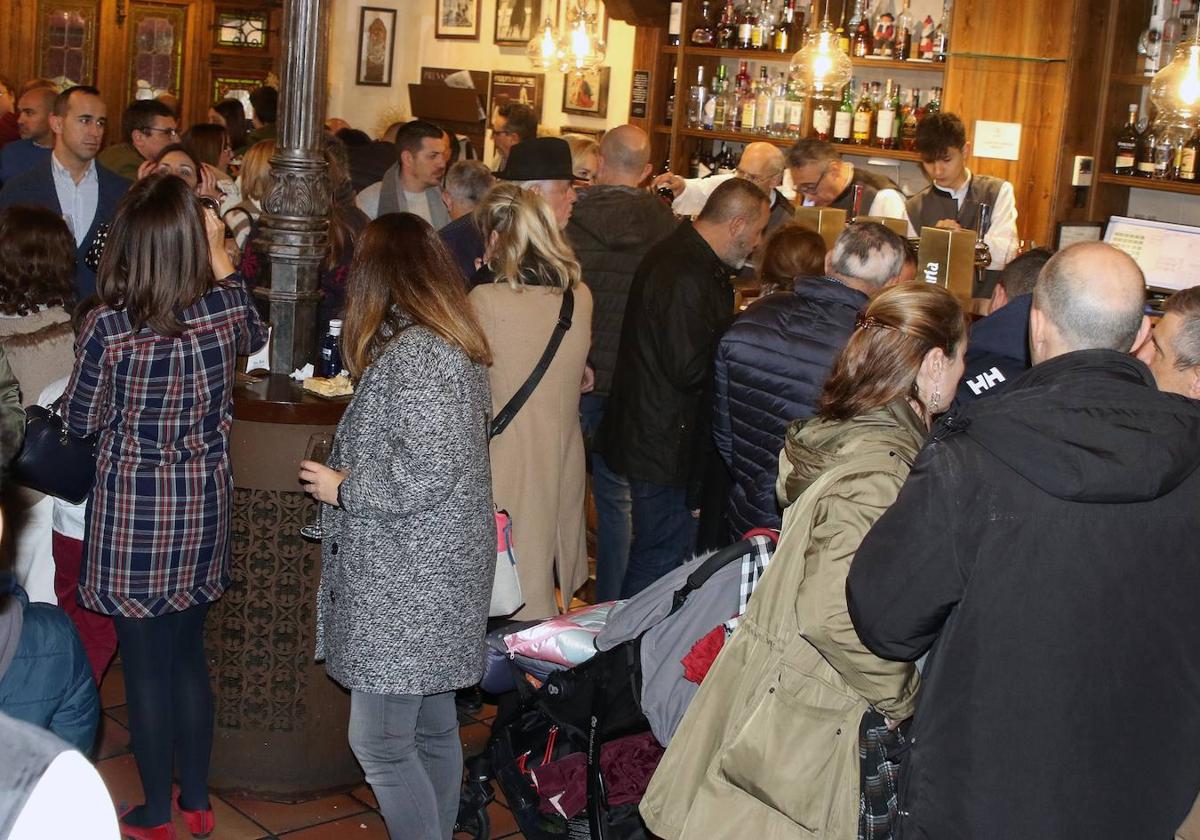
[{"left": 929, "top": 388, "right": 942, "bottom": 415}]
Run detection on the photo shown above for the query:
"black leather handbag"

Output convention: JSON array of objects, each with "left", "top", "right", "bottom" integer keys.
[{"left": 11, "top": 400, "right": 98, "bottom": 504}]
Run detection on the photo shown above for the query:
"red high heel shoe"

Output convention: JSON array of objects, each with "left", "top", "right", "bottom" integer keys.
[
  {"left": 118, "top": 805, "right": 177, "bottom": 840},
  {"left": 174, "top": 796, "right": 215, "bottom": 839}
]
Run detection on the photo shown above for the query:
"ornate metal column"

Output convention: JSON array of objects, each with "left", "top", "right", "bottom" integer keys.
[{"left": 258, "top": 0, "right": 330, "bottom": 373}]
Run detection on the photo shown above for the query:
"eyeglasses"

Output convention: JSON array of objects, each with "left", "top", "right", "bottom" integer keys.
[
  {"left": 736, "top": 168, "right": 782, "bottom": 186},
  {"left": 142, "top": 127, "right": 179, "bottom": 137},
  {"left": 491, "top": 128, "right": 519, "bottom": 136},
  {"left": 795, "top": 166, "right": 831, "bottom": 196}
]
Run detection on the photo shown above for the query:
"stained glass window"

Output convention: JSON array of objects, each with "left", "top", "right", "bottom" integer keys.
[
  {"left": 217, "top": 12, "right": 267, "bottom": 48},
  {"left": 128, "top": 6, "right": 186, "bottom": 101},
  {"left": 37, "top": 2, "right": 97, "bottom": 87}
]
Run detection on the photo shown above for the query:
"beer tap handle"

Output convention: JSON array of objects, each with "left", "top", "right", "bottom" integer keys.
[{"left": 851, "top": 184, "right": 864, "bottom": 218}]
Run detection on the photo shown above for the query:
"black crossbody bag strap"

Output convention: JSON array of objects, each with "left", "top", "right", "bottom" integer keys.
[{"left": 489, "top": 288, "right": 575, "bottom": 439}]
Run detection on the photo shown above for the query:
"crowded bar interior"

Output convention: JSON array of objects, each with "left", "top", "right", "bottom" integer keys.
[{"left": 1, "top": 0, "right": 1200, "bottom": 838}]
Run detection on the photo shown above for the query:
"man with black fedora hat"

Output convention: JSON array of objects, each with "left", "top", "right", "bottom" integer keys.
[{"left": 497, "top": 135, "right": 577, "bottom": 229}]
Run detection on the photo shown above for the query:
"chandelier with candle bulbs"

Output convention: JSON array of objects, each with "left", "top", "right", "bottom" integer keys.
[{"left": 527, "top": 1, "right": 606, "bottom": 74}]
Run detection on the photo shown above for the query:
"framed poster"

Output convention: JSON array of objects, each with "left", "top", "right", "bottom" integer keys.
[
  {"left": 562, "top": 66, "right": 609, "bottom": 117},
  {"left": 356, "top": 7, "right": 396, "bottom": 86},
  {"left": 562, "top": 0, "right": 606, "bottom": 41},
  {"left": 436, "top": 0, "right": 480, "bottom": 40},
  {"left": 561, "top": 125, "right": 604, "bottom": 141},
  {"left": 495, "top": 0, "right": 556, "bottom": 45},
  {"left": 489, "top": 70, "right": 545, "bottom": 122}
]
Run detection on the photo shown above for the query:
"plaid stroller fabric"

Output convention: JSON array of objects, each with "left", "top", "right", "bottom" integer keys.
[
  {"left": 721, "top": 533, "right": 776, "bottom": 636},
  {"left": 857, "top": 708, "right": 911, "bottom": 840}
]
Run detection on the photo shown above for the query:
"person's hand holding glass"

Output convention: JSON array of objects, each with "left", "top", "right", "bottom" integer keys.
[{"left": 298, "top": 433, "right": 345, "bottom": 540}]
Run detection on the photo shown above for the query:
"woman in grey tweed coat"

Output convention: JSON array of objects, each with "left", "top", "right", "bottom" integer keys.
[{"left": 299, "top": 213, "right": 495, "bottom": 840}]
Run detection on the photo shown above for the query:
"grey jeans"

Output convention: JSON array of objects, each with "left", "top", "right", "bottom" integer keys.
[{"left": 348, "top": 690, "right": 462, "bottom": 840}]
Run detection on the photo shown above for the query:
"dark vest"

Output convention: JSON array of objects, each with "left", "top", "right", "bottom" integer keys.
[
  {"left": 829, "top": 168, "right": 901, "bottom": 216},
  {"left": 905, "top": 173, "right": 1005, "bottom": 235}
]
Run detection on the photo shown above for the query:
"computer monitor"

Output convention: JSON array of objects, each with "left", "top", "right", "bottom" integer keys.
[{"left": 1103, "top": 215, "right": 1200, "bottom": 293}]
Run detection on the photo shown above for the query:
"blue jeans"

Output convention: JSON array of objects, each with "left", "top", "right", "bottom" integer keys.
[
  {"left": 622, "top": 480, "right": 698, "bottom": 598},
  {"left": 580, "top": 394, "right": 632, "bottom": 603},
  {"left": 348, "top": 690, "right": 461, "bottom": 840}
]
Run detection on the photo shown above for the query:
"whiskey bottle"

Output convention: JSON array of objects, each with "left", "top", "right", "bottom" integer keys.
[
  {"left": 716, "top": 0, "right": 737, "bottom": 48},
  {"left": 774, "top": 0, "right": 796, "bottom": 52},
  {"left": 691, "top": 0, "right": 717, "bottom": 45},
  {"left": 1179, "top": 129, "right": 1200, "bottom": 182},
  {"left": 813, "top": 95, "right": 835, "bottom": 141},
  {"left": 737, "top": 4, "right": 754, "bottom": 49},
  {"left": 851, "top": 5, "right": 874, "bottom": 57},
  {"left": 833, "top": 82, "right": 855, "bottom": 143},
  {"left": 900, "top": 89, "right": 920, "bottom": 150},
  {"left": 1136, "top": 120, "right": 1158, "bottom": 178},
  {"left": 853, "top": 82, "right": 874, "bottom": 145},
  {"left": 740, "top": 73, "right": 759, "bottom": 133},
  {"left": 1113, "top": 104, "right": 1139, "bottom": 176}
]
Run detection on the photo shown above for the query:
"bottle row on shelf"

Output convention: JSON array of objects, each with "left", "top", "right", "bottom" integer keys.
[
  {"left": 667, "top": 0, "right": 952, "bottom": 63},
  {"left": 668, "top": 61, "right": 941, "bottom": 151},
  {"left": 1113, "top": 103, "right": 1200, "bottom": 183}
]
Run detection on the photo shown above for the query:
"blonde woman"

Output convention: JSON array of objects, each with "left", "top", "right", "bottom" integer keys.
[
  {"left": 563, "top": 133, "right": 600, "bottom": 185},
  {"left": 468, "top": 182, "right": 592, "bottom": 620},
  {"left": 223, "top": 139, "right": 274, "bottom": 249}
]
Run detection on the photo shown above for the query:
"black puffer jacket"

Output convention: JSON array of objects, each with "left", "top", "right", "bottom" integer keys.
[
  {"left": 597, "top": 222, "right": 734, "bottom": 487},
  {"left": 713, "top": 276, "right": 867, "bottom": 536},
  {"left": 566, "top": 185, "right": 677, "bottom": 396},
  {"left": 847, "top": 350, "right": 1200, "bottom": 839}
]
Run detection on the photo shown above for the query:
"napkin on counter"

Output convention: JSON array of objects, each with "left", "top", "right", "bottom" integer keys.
[{"left": 290, "top": 363, "right": 315, "bottom": 381}]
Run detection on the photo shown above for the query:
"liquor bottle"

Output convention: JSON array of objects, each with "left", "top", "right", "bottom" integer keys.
[
  {"left": 737, "top": 3, "right": 754, "bottom": 48},
  {"left": 1136, "top": 119, "right": 1158, "bottom": 178},
  {"left": 750, "top": 0, "right": 769, "bottom": 49},
  {"left": 924, "top": 86, "right": 942, "bottom": 118},
  {"left": 932, "top": 0, "right": 951, "bottom": 62},
  {"left": 833, "top": 82, "right": 855, "bottom": 143},
  {"left": 770, "top": 72, "right": 789, "bottom": 135},
  {"left": 665, "top": 68, "right": 677, "bottom": 125},
  {"left": 702, "top": 76, "right": 718, "bottom": 130},
  {"left": 740, "top": 73, "right": 759, "bottom": 133},
  {"left": 320, "top": 320, "right": 343, "bottom": 377},
  {"left": 1152, "top": 123, "right": 1175, "bottom": 180},
  {"left": 838, "top": 0, "right": 854, "bottom": 54},
  {"left": 1179, "top": 129, "right": 1200, "bottom": 182},
  {"left": 1161, "top": 0, "right": 1184, "bottom": 70},
  {"left": 813, "top": 95, "right": 835, "bottom": 141},
  {"left": 774, "top": 0, "right": 795, "bottom": 52},
  {"left": 735, "top": 59, "right": 751, "bottom": 93},
  {"left": 785, "top": 76, "right": 805, "bottom": 135},
  {"left": 717, "top": 0, "right": 737, "bottom": 47},
  {"left": 852, "top": 7, "right": 875, "bottom": 57},
  {"left": 900, "top": 89, "right": 920, "bottom": 150},
  {"left": 895, "top": 0, "right": 915, "bottom": 60},
  {"left": 712, "top": 65, "right": 729, "bottom": 129},
  {"left": 875, "top": 80, "right": 897, "bottom": 148},
  {"left": 1113, "top": 104, "right": 1139, "bottom": 176},
  {"left": 853, "top": 82, "right": 874, "bottom": 145},
  {"left": 691, "top": 0, "right": 717, "bottom": 45},
  {"left": 668, "top": 1, "right": 682, "bottom": 45},
  {"left": 688, "top": 65, "right": 708, "bottom": 128},
  {"left": 755, "top": 66, "right": 774, "bottom": 133},
  {"left": 873, "top": 0, "right": 896, "bottom": 58},
  {"left": 870, "top": 81, "right": 883, "bottom": 108}
]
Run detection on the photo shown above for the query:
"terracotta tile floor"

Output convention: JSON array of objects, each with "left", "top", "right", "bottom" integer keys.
[{"left": 95, "top": 663, "right": 525, "bottom": 839}]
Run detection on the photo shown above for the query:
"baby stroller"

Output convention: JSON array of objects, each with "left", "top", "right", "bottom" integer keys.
[{"left": 456, "top": 531, "right": 778, "bottom": 840}]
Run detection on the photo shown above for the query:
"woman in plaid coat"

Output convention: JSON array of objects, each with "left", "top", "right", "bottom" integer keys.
[{"left": 63, "top": 174, "right": 267, "bottom": 840}]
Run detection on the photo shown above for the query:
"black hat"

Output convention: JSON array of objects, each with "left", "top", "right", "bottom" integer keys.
[{"left": 498, "top": 136, "right": 573, "bottom": 182}]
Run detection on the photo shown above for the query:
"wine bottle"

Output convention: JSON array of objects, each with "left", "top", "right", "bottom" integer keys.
[
  {"left": 875, "top": 80, "right": 897, "bottom": 148},
  {"left": 833, "top": 83, "right": 854, "bottom": 143},
  {"left": 813, "top": 96, "right": 835, "bottom": 141},
  {"left": 668, "top": 1, "right": 682, "bottom": 45},
  {"left": 1113, "top": 104, "right": 1139, "bottom": 176},
  {"left": 1179, "top": 128, "right": 1200, "bottom": 182}
]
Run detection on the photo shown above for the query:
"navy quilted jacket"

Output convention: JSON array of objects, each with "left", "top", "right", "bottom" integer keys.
[{"left": 713, "top": 276, "right": 868, "bottom": 536}]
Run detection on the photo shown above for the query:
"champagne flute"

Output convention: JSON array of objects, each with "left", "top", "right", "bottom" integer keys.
[{"left": 300, "top": 432, "right": 334, "bottom": 541}]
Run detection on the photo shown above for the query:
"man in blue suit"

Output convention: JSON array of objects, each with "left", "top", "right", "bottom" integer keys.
[{"left": 0, "top": 85, "right": 130, "bottom": 299}]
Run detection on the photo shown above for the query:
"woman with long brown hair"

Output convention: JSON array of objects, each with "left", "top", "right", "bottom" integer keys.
[
  {"left": 297, "top": 212, "right": 494, "bottom": 840},
  {"left": 642, "top": 282, "right": 968, "bottom": 840},
  {"left": 63, "top": 173, "right": 267, "bottom": 840},
  {"left": 468, "top": 182, "right": 592, "bottom": 620}
]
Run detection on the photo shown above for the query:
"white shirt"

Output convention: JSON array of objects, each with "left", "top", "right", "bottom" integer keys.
[
  {"left": 50, "top": 152, "right": 99, "bottom": 247},
  {"left": 801, "top": 165, "right": 916, "bottom": 237},
  {"left": 403, "top": 189, "right": 433, "bottom": 224},
  {"left": 672, "top": 171, "right": 792, "bottom": 218},
  {"left": 8, "top": 751, "right": 120, "bottom": 840},
  {"left": 940, "top": 169, "right": 1019, "bottom": 271}
]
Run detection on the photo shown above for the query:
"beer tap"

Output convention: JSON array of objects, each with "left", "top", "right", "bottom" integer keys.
[{"left": 974, "top": 202, "right": 993, "bottom": 273}]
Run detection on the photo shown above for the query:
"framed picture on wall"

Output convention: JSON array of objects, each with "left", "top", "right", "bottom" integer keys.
[
  {"left": 489, "top": 71, "right": 545, "bottom": 122},
  {"left": 562, "top": 67, "right": 609, "bottom": 117},
  {"left": 356, "top": 7, "right": 396, "bottom": 86},
  {"left": 436, "top": 0, "right": 480, "bottom": 40},
  {"left": 561, "top": 125, "right": 604, "bottom": 141},
  {"left": 495, "top": 0, "right": 557, "bottom": 46},
  {"left": 561, "top": 0, "right": 607, "bottom": 42}
]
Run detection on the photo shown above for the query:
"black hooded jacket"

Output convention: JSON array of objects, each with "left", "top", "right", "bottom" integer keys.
[
  {"left": 847, "top": 350, "right": 1200, "bottom": 839},
  {"left": 566, "top": 185, "right": 677, "bottom": 396}
]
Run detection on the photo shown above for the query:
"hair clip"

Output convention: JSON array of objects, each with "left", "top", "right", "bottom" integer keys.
[{"left": 855, "top": 314, "right": 897, "bottom": 333}]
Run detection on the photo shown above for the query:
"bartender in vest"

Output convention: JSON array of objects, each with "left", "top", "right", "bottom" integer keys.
[
  {"left": 786, "top": 138, "right": 914, "bottom": 235},
  {"left": 908, "top": 112, "right": 1019, "bottom": 294}
]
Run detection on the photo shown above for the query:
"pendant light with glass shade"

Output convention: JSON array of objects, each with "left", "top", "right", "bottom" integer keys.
[
  {"left": 526, "top": 2, "right": 606, "bottom": 74},
  {"left": 790, "top": 0, "right": 853, "bottom": 98},
  {"left": 1151, "top": 23, "right": 1200, "bottom": 127}
]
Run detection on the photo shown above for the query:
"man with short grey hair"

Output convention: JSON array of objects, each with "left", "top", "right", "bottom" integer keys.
[
  {"left": 848, "top": 240, "right": 1200, "bottom": 839},
  {"left": 787, "top": 138, "right": 912, "bottom": 234},
  {"left": 714, "top": 221, "right": 905, "bottom": 537},
  {"left": 441, "top": 160, "right": 493, "bottom": 221},
  {"left": 653, "top": 142, "right": 794, "bottom": 235},
  {"left": 1137, "top": 285, "right": 1200, "bottom": 399}
]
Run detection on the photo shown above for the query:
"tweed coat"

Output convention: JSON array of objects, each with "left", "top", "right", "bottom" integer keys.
[
  {"left": 469, "top": 282, "right": 592, "bottom": 620},
  {"left": 314, "top": 322, "right": 495, "bottom": 695}
]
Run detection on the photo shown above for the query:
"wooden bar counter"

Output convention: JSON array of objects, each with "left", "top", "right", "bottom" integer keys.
[{"left": 204, "top": 373, "right": 360, "bottom": 797}]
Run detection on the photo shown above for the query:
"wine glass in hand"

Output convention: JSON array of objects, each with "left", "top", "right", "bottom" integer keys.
[{"left": 300, "top": 433, "right": 334, "bottom": 540}]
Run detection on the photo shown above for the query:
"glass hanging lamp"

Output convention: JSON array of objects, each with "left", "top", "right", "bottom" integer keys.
[
  {"left": 790, "top": 0, "right": 853, "bottom": 98},
  {"left": 1152, "top": 26, "right": 1200, "bottom": 125},
  {"left": 526, "top": 16, "right": 564, "bottom": 72}
]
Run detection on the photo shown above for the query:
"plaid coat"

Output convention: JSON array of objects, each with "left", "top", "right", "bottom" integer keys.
[{"left": 63, "top": 275, "right": 267, "bottom": 618}]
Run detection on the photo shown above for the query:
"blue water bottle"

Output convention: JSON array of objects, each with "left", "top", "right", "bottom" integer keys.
[{"left": 320, "top": 319, "right": 343, "bottom": 377}]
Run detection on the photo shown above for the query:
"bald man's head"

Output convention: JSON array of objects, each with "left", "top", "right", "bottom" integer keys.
[
  {"left": 1031, "top": 242, "right": 1148, "bottom": 363},
  {"left": 738, "top": 142, "right": 786, "bottom": 191},
  {"left": 596, "top": 124, "right": 652, "bottom": 186}
]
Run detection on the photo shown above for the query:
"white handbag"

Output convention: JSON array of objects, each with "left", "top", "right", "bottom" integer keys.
[{"left": 489, "top": 509, "right": 524, "bottom": 617}]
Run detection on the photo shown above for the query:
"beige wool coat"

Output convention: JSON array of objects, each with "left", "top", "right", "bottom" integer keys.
[
  {"left": 640, "top": 401, "right": 925, "bottom": 839},
  {"left": 470, "top": 281, "right": 592, "bottom": 620}
]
